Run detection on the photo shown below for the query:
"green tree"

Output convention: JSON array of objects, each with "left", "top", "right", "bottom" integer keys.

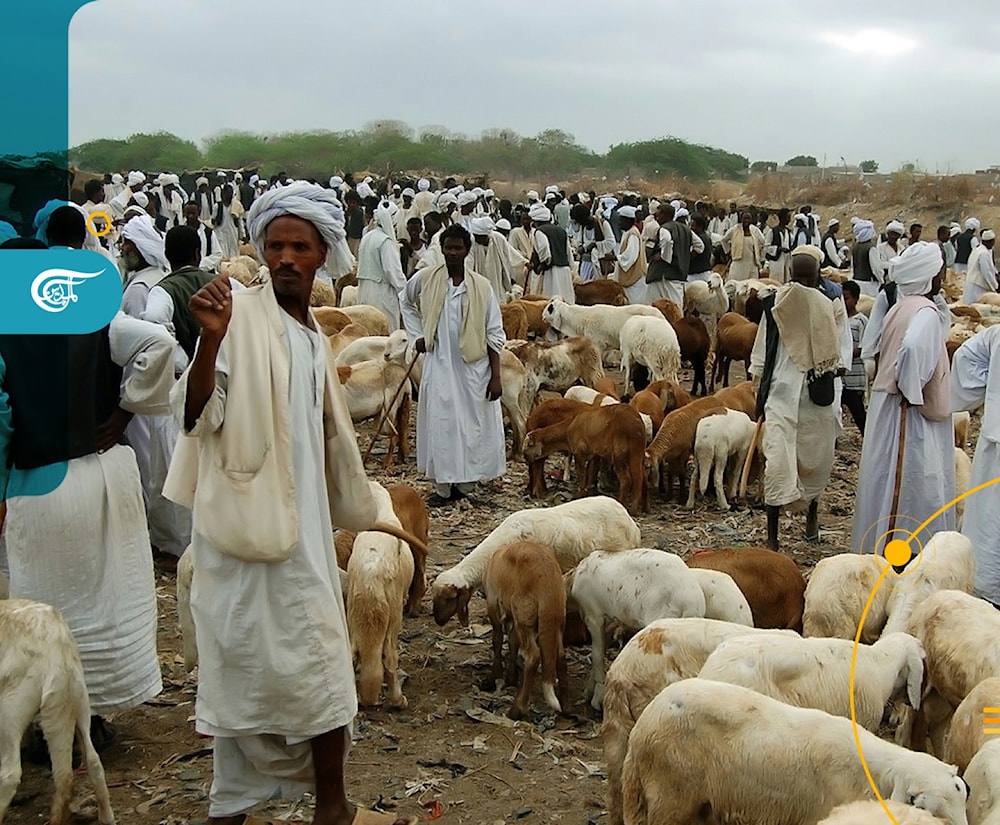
[
  {"left": 785, "top": 155, "right": 818, "bottom": 167},
  {"left": 751, "top": 161, "right": 778, "bottom": 173},
  {"left": 859, "top": 159, "right": 879, "bottom": 173}
]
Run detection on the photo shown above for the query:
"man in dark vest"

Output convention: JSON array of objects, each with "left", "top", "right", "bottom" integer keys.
[
  {"left": 529, "top": 202, "right": 574, "bottom": 302},
  {"left": 821, "top": 219, "right": 847, "bottom": 269},
  {"left": 646, "top": 203, "right": 701, "bottom": 309},
  {"left": 689, "top": 213, "right": 715, "bottom": 282},
  {"left": 851, "top": 219, "right": 879, "bottom": 297},
  {"left": 954, "top": 218, "right": 980, "bottom": 273},
  {"left": 141, "top": 225, "right": 216, "bottom": 363}
]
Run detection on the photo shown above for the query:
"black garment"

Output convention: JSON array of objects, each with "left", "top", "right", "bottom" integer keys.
[
  {"left": 156, "top": 266, "right": 215, "bottom": 360},
  {"left": 842, "top": 388, "right": 867, "bottom": 433},
  {"left": 536, "top": 223, "right": 570, "bottom": 267}
]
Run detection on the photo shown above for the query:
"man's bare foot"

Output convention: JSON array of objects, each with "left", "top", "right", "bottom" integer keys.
[{"left": 314, "top": 802, "right": 414, "bottom": 825}]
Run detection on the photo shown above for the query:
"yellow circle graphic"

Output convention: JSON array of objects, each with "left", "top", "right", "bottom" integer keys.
[{"left": 86, "top": 210, "right": 112, "bottom": 238}]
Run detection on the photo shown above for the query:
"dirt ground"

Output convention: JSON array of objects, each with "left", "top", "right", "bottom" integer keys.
[{"left": 5, "top": 362, "right": 977, "bottom": 825}]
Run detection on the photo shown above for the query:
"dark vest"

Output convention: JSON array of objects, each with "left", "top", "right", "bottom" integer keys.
[
  {"left": 690, "top": 229, "right": 713, "bottom": 273},
  {"left": 0, "top": 330, "right": 123, "bottom": 470},
  {"left": 853, "top": 239, "right": 876, "bottom": 281},
  {"left": 157, "top": 266, "right": 215, "bottom": 360},
  {"left": 821, "top": 232, "right": 839, "bottom": 268},
  {"left": 663, "top": 221, "right": 693, "bottom": 281},
  {"left": 882, "top": 281, "right": 898, "bottom": 309},
  {"left": 956, "top": 229, "right": 976, "bottom": 265},
  {"left": 537, "top": 223, "right": 570, "bottom": 268}
]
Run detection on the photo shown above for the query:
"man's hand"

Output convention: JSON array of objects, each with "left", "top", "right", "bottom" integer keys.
[
  {"left": 415, "top": 337, "right": 427, "bottom": 354},
  {"left": 486, "top": 371, "right": 502, "bottom": 402},
  {"left": 189, "top": 275, "right": 233, "bottom": 338},
  {"left": 96, "top": 407, "right": 134, "bottom": 453}
]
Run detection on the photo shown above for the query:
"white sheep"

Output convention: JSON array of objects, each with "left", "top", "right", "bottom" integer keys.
[
  {"left": 619, "top": 315, "right": 681, "bottom": 390},
  {"left": 818, "top": 800, "right": 951, "bottom": 825},
  {"left": 176, "top": 546, "right": 197, "bottom": 671},
  {"left": 684, "top": 272, "right": 729, "bottom": 345},
  {"left": 337, "top": 303, "right": 390, "bottom": 334},
  {"left": 602, "top": 618, "right": 799, "bottom": 825},
  {"left": 506, "top": 336, "right": 604, "bottom": 406},
  {"left": 335, "top": 334, "right": 390, "bottom": 367},
  {"left": 337, "top": 357, "right": 412, "bottom": 470},
  {"left": 689, "top": 569, "right": 753, "bottom": 626},
  {"left": 382, "top": 329, "right": 425, "bottom": 388},
  {"left": 685, "top": 408, "right": 756, "bottom": 510},
  {"left": 944, "top": 677, "right": 1000, "bottom": 773},
  {"left": 955, "top": 447, "right": 972, "bottom": 528},
  {"left": 566, "top": 549, "right": 707, "bottom": 710},
  {"left": 338, "top": 284, "right": 359, "bottom": 307},
  {"left": 699, "top": 631, "right": 925, "bottom": 733},
  {"left": 430, "top": 496, "right": 640, "bottom": 627},
  {"left": 541, "top": 296, "right": 662, "bottom": 358},
  {"left": 965, "top": 739, "right": 1000, "bottom": 825},
  {"left": 347, "top": 481, "right": 415, "bottom": 709},
  {"left": 621, "top": 678, "right": 970, "bottom": 825},
  {"left": 0, "top": 600, "right": 115, "bottom": 825}
]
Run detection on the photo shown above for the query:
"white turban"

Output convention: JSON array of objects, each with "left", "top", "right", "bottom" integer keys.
[
  {"left": 196, "top": 176, "right": 209, "bottom": 187},
  {"left": 127, "top": 171, "right": 146, "bottom": 187},
  {"left": 526, "top": 190, "right": 539, "bottom": 202},
  {"left": 121, "top": 214, "right": 168, "bottom": 271},
  {"left": 827, "top": 218, "right": 840, "bottom": 228},
  {"left": 529, "top": 203, "right": 552, "bottom": 222},
  {"left": 374, "top": 200, "right": 397, "bottom": 239},
  {"left": 418, "top": 178, "right": 430, "bottom": 191},
  {"left": 794, "top": 213, "right": 807, "bottom": 224},
  {"left": 436, "top": 192, "right": 457, "bottom": 209},
  {"left": 950, "top": 225, "right": 961, "bottom": 238},
  {"left": 670, "top": 199, "right": 682, "bottom": 211},
  {"left": 850, "top": 216, "right": 860, "bottom": 226},
  {"left": 392, "top": 183, "right": 401, "bottom": 191},
  {"left": 217, "top": 171, "right": 227, "bottom": 178},
  {"left": 234, "top": 172, "right": 243, "bottom": 182},
  {"left": 495, "top": 218, "right": 512, "bottom": 232},
  {"left": 675, "top": 208, "right": 690, "bottom": 220},
  {"left": 329, "top": 175, "right": 343, "bottom": 188},
  {"left": 545, "top": 185, "right": 559, "bottom": 195},
  {"left": 470, "top": 216, "right": 495, "bottom": 236},
  {"left": 966, "top": 217, "right": 981, "bottom": 231},
  {"left": 890, "top": 241, "right": 943, "bottom": 296},
  {"left": 249, "top": 174, "right": 260, "bottom": 186},
  {"left": 886, "top": 220, "right": 905, "bottom": 235},
  {"left": 155, "top": 173, "right": 169, "bottom": 185},
  {"left": 111, "top": 173, "right": 123, "bottom": 184},
  {"left": 484, "top": 188, "right": 494, "bottom": 197},
  {"left": 578, "top": 192, "right": 591, "bottom": 203},
  {"left": 617, "top": 205, "right": 637, "bottom": 220},
  {"left": 132, "top": 192, "right": 150, "bottom": 209},
  {"left": 853, "top": 220, "right": 876, "bottom": 243},
  {"left": 457, "top": 191, "right": 477, "bottom": 208},
  {"left": 790, "top": 244, "right": 823, "bottom": 265},
  {"left": 167, "top": 173, "right": 180, "bottom": 185},
  {"left": 450, "top": 186, "right": 464, "bottom": 195},
  {"left": 356, "top": 181, "right": 375, "bottom": 199},
  {"left": 246, "top": 181, "right": 354, "bottom": 278},
  {"left": 471, "top": 187, "right": 484, "bottom": 197},
  {"left": 363, "top": 176, "right": 373, "bottom": 184},
  {"left": 983, "top": 229, "right": 997, "bottom": 242},
  {"left": 401, "top": 187, "right": 415, "bottom": 198}
]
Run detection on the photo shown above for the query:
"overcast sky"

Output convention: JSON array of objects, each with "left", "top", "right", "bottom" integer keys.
[{"left": 69, "top": 0, "right": 999, "bottom": 173}]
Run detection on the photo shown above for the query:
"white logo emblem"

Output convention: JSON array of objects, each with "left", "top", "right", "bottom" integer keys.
[{"left": 30, "top": 268, "right": 105, "bottom": 313}]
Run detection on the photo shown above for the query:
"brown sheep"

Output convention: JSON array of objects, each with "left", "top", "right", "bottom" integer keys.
[
  {"left": 713, "top": 380, "right": 757, "bottom": 418},
  {"left": 685, "top": 547, "right": 806, "bottom": 632},
  {"left": 523, "top": 398, "right": 592, "bottom": 496},
  {"left": 310, "top": 278, "right": 337, "bottom": 307},
  {"left": 670, "top": 314, "right": 711, "bottom": 397},
  {"left": 644, "top": 380, "right": 693, "bottom": 412},
  {"left": 593, "top": 377, "right": 621, "bottom": 400},
  {"left": 524, "top": 404, "right": 648, "bottom": 515},
  {"left": 652, "top": 298, "right": 683, "bottom": 323},
  {"left": 712, "top": 312, "right": 758, "bottom": 391},
  {"left": 575, "top": 280, "right": 627, "bottom": 307},
  {"left": 501, "top": 302, "right": 529, "bottom": 341},
  {"left": 313, "top": 306, "right": 355, "bottom": 336},
  {"left": 509, "top": 299, "right": 551, "bottom": 338},
  {"left": 327, "top": 323, "right": 371, "bottom": 357},
  {"left": 629, "top": 379, "right": 694, "bottom": 434},
  {"left": 335, "top": 484, "right": 430, "bottom": 618},
  {"left": 645, "top": 397, "right": 728, "bottom": 503},
  {"left": 629, "top": 389, "right": 666, "bottom": 434},
  {"left": 334, "top": 270, "right": 357, "bottom": 306}
]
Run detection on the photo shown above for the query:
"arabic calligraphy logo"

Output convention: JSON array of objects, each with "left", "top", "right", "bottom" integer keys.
[{"left": 30, "top": 268, "right": 105, "bottom": 313}]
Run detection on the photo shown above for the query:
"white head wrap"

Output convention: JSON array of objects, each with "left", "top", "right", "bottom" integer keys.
[
  {"left": 374, "top": 200, "right": 398, "bottom": 238},
  {"left": 363, "top": 176, "right": 373, "bottom": 184},
  {"left": 670, "top": 199, "right": 682, "bottom": 212},
  {"left": 790, "top": 244, "right": 823, "bottom": 266},
  {"left": 950, "top": 221, "right": 961, "bottom": 231},
  {"left": 470, "top": 216, "right": 495, "bottom": 236},
  {"left": 950, "top": 225, "right": 961, "bottom": 238},
  {"left": 155, "top": 173, "right": 169, "bottom": 185},
  {"left": 484, "top": 188, "right": 494, "bottom": 197},
  {"left": 827, "top": 218, "right": 839, "bottom": 228},
  {"left": 217, "top": 171, "right": 227, "bottom": 178},
  {"left": 249, "top": 174, "right": 260, "bottom": 186},
  {"left": 246, "top": 181, "right": 354, "bottom": 278},
  {"left": 982, "top": 229, "right": 996, "bottom": 242},
  {"left": 853, "top": 220, "right": 876, "bottom": 243},
  {"left": 850, "top": 216, "right": 860, "bottom": 226},
  {"left": 457, "top": 191, "right": 477, "bottom": 208},
  {"left": 127, "top": 171, "right": 146, "bottom": 187},
  {"left": 418, "top": 178, "right": 430, "bottom": 191},
  {"left": 123, "top": 204, "right": 148, "bottom": 221},
  {"left": 196, "top": 176, "right": 209, "bottom": 187},
  {"left": 886, "top": 220, "right": 905, "bottom": 235},
  {"left": 966, "top": 217, "right": 981, "bottom": 231},
  {"left": 528, "top": 203, "right": 552, "bottom": 222},
  {"left": 890, "top": 241, "right": 943, "bottom": 296},
  {"left": 234, "top": 172, "right": 243, "bottom": 182},
  {"left": 526, "top": 190, "right": 539, "bottom": 203},
  {"left": 121, "top": 214, "right": 168, "bottom": 270},
  {"left": 131, "top": 192, "right": 149, "bottom": 209},
  {"left": 401, "top": 187, "right": 415, "bottom": 198},
  {"left": 578, "top": 192, "right": 591, "bottom": 204},
  {"left": 356, "top": 181, "right": 376, "bottom": 199},
  {"left": 617, "top": 205, "right": 637, "bottom": 220},
  {"left": 675, "top": 207, "right": 690, "bottom": 221},
  {"left": 436, "top": 192, "right": 457, "bottom": 210},
  {"left": 111, "top": 173, "right": 124, "bottom": 184},
  {"left": 495, "top": 218, "right": 512, "bottom": 232},
  {"left": 471, "top": 187, "right": 484, "bottom": 197},
  {"left": 450, "top": 185, "right": 464, "bottom": 195},
  {"left": 167, "top": 173, "right": 180, "bottom": 185},
  {"left": 392, "top": 183, "right": 401, "bottom": 191},
  {"left": 545, "top": 185, "right": 559, "bottom": 195},
  {"left": 329, "top": 175, "right": 343, "bottom": 188}
]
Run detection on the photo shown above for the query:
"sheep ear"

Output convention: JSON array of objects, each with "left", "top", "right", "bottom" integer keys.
[
  {"left": 906, "top": 647, "right": 925, "bottom": 710},
  {"left": 457, "top": 587, "right": 472, "bottom": 627}
]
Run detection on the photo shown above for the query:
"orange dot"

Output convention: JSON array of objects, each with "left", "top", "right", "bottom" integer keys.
[{"left": 884, "top": 539, "right": 913, "bottom": 570}]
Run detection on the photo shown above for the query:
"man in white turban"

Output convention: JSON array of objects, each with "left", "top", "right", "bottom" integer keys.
[
  {"left": 962, "top": 228, "right": 997, "bottom": 304},
  {"left": 851, "top": 241, "right": 954, "bottom": 556},
  {"left": 851, "top": 219, "right": 881, "bottom": 297},
  {"left": 356, "top": 199, "right": 407, "bottom": 331},
  {"left": 469, "top": 215, "right": 514, "bottom": 302},
  {"left": 394, "top": 187, "right": 419, "bottom": 240},
  {"left": 105, "top": 171, "right": 125, "bottom": 203},
  {"left": 356, "top": 175, "right": 376, "bottom": 200},
  {"left": 120, "top": 214, "right": 169, "bottom": 317},
  {"left": 455, "top": 191, "right": 478, "bottom": 234},
  {"left": 528, "top": 203, "right": 575, "bottom": 303},
  {"left": 954, "top": 217, "right": 982, "bottom": 273},
  {"left": 750, "top": 245, "right": 849, "bottom": 550},
  {"left": 414, "top": 178, "right": 434, "bottom": 217},
  {"left": 109, "top": 170, "right": 147, "bottom": 221},
  {"left": 162, "top": 182, "right": 412, "bottom": 825}
]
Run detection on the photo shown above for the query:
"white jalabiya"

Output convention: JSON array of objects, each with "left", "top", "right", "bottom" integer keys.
[
  {"left": 395, "top": 203, "right": 421, "bottom": 240},
  {"left": 860, "top": 291, "right": 950, "bottom": 361},
  {"left": 2, "top": 313, "right": 175, "bottom": 712},
  {"left": 721, "top": 224, "right": 766, "bottom": 281},
  {"left": 413, "top": 189, "right": 435, "bottom": 217},
  {"left": 400, "top": 271, "right": 506, "bottom": 487},
  {"left": 850, "top": 305, "right": 955, "bottom": 553},
  {"left": 951, "top": 325, "right": 1000, "bottom": 606},
  {"left": 356, "top": 224, "right": 407, "bottom": 332},
  {"left": 122, "top": 265, "right": 167, "bottom": 319},
  {"left": 214, "top": 207, "right": 240, "bottom": 259},
  {"left": 612, "top": 230, "right": 647, "bottom": 304},
  {"left": 749, "top": 286, "right": 848, "bottom": 508},
  {"left": 530, "top": 228, "right": 575, "bottom": 302},
  {"left": 962, "top": 244, "right": 998, "bottom": 305},
  {"left": 180, "top": 312, "right": 357, "bottom": 817},
  {"left": 471, "top": 232, "right": 514, "bottom": 302}
]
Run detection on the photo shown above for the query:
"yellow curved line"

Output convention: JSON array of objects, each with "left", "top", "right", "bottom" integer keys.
[
  {"left": 850, "top": 564, "right": 900, "bottom": 825},
  {"left": 906, "top": 475, "right": 1000, "bottom": 540}
]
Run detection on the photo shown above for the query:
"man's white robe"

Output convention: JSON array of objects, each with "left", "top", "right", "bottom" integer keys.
[
  {"left": 471, "top": 232, "right": 514, "bottom": 303},
  {"left": 356, "top": 227, "right": 407, "bottom": 332},
  {"left": 962, "top": 244, "right": 997, "bottom": 305}
]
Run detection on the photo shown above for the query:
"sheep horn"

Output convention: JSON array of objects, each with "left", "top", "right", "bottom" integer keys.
[{"left": 368, "top": 520, "right": 430, "bottom": 557}]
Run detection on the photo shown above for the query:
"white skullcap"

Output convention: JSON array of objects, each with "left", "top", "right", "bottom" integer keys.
[
  {"left": 436, "top": 192, "right": 457, "bottom": 209},
  {"left": 526, "top": 190, "right": 539, "bottom": 202},
  {"left": 484, "top": 188, "right": 494, "bottom": 197},
  {"left": 470, "top": 216, "right": 495, "bottom": 236},
  {"left": 457, "top": 191, "right": 477, "bottom": 208},
  {"left": 794, "top": 213, "right": 807, "bottom": 223},
  {"left": 602, "top": 196, "right": 617, "bottom": 207},
  {"left": 983, "top": 229, "right": 997, "bottom": 241},
  {"left": 471, "top": 187, "right": 484, "bottom": 197},
  {"left": 363, "top": 176, "right": 373, "bottom": 184},
  {"left": 450, "top": 185, "right": 464, "bottom": 195},
  {"left": 234, "top": 172, "right": 243, "bottom": 181},
  {"left": 827, "top": 218, "right": 840, "bottom": 228},
  {"left": 528, "top": 203, "right": 552, "bottom": 222},
  {"left": 578, "top": 192, "right": 591, "bottom": 203},
  {"left": 401, "top": 187, "right": 415, "bottom": 198},
  {"left": 329, "top": 175, "right": 343, "bottom": 187},
  {"left": 790, "top": 244, "right": 823, "bottom": 265},
  {"left": 617, "top": 205, "right": 637, "bottom": 220},
  {"left": 217, "top": 170, "right": 227, "bottom": 177},
  {"left": 155, "top": 172, "right": 169, "bottom": 185},
  {"left": 966, "top": 217, "right": 981, "bottom": 231},
  {"left": 123, "top": 204, "right": 148, "bottom": 221},
  {"left": 246, "top": 181, "right": 354, "bottom": 278},
  {"left": 111, "top": 173, "right": 123, "bottom": 184},
  {"left": 392, "top": 183, "right": 401, "bottom": 190},
  {"left": 670, "top": 199, "right": 682, "bottom": 211},
  {"left": 131, "top": 192, "right": 149, "bottom": 209},
  {"left": 249, "top": 174, "right": 260, "bottom": 186},
  {"left": 418, "top": 178, "right": 430, "bottom": 191},
  {"left": 886, "top": 220, "right": 905, "bottom": 235},
  {"left": 545, "top": 185, "right": 559, "bottom": 194},
  {"left": 890, "top": 241, "right": 943, "bottom": 296},
  {"left": 675, "top": 208, "right": 690, "bottom": 220},
  {"left": 853, "top": 220, "right": 876, "bottom": 243},
  {"left": 121, "top": 214, "right": 168, "bottom": 270},
  {"left": 850, "top": 216, "right": 860, "bottom": 226},
  {"left": 495, "top": 218, "right": 512, "bottom": 232},
  {"left": 127, "top": 171, "right": 146, "bottom": 187},
  {"left": 950, "top": 225, "right": 961, "bottom": 237}
]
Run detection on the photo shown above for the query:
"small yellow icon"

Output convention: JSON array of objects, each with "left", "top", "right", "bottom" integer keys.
[
  {"left": 86, "top": 210, "right": 112, "bottom": 238},
  {"left": 984, "top": 707, "right": 1000, "bottom": 735},
  {"left": 883, "top": 539, "right": 913, "bottom": 569}
]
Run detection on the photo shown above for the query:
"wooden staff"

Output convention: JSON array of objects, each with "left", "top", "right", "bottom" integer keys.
[
  {"left": 363, "top": 352, "right": 420, "bottom": 466},
  {"left": 887, "top": 399, "right": 909, "bottom": 542},
  {"left": 738, "top": 415, "right": 765, "bottom": 500}
]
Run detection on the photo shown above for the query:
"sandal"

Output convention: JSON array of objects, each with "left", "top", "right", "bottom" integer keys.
[
  {"left": 426, "top": 492, "right": 454, "bottom": 508},
  {"left": 352, "top": 808, "right": 418, "bottom": 824}
]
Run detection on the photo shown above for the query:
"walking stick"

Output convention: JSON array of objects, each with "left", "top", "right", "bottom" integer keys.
[
  {"left": 363, "top": 351, "right": 420, "bottom": 466},
  {"left": 738, "top": 415, "right": 765, "bottom": 500},
  {"left": 886, "top": 399, "right": 909, "bottom": 544}
]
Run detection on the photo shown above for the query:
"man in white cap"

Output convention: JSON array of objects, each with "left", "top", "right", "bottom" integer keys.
[
  {"left": 750, "top": 245, "right": 848, "bottom": 550},
  {"left": 109, "top": 170, "right": 146, "bottom": 221},
  {"left": 954, "top": 217, "right": 981, "bottom": 273},
  {"left": 874, "top": 220, "right": 906, "bottom": 286},
  {"left": 163, "top": 182, "right": 413, "bottom": 825},
  {"left": 394, "top": 188, "right": 419, "bottom": 240},
  {"left": 850, "top": 220, "right": 881, "bottom": 297},
  {"left": 528, "top": 203, "right": 575, "bottom": 303},
  {"left": 851, "top": 241, "right": 954, "bottom": 555},
  {"left": 469, "top": 216, "right": 514, "bottom": 302},
  {"left": 962, "top": 228, "right": 997, "bottom": 305},
  {"left": 105, "top": 171, "right": 125, "bottom": 203},
  {"left": 821, "top": 219, "right": 846, "bottom": 269},
  {"left": 414, "top": 178, "right": 434, "bottom": 217},
  {"left": 455, "top": 191, "right": 478, "bottom": 234},
  {"left": 194, "top": 176, "right": 215, "bottom": 223},
  {"left": 646, "top": 203, "right": 703, "bottom": 308},
  {"left": 951, "top": 324, "right": 1000, "bottom": 608},
  {"left": 611, "top": 205, "right": 647, "bottom": 304},
  {"left": 356, "top": 175, "right": 376, "bottom": 200},
  {"left": 356, "top": 200, "right": 407, "bottom": 331}
]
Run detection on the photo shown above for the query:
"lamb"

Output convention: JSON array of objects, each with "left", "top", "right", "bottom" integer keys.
[
  {"left": 944, "top": 677, "right": 1000, "bottom": 773},
  {"left": 621, "top": 678, "right": 970, "bottom": 825},
  {"left": 309, "top": 277, "right": 337, "bottom": 307},
  {"left": 686, "top": 408, "right": 756, "bottom": 510},
  {"left": 0, "top": 600, "right": 115, "bottom": 825},
  {"left": 506, "top": 336, "right": 604, "bottom": 406},
  {"left": 574, "top": 279, "right": 627, "bottom": 306},
  {"left": 501, "top": 301, "right": 529, "bottom": 341},
  {"left": 698, "top": 631, "right": 925, "bottom": 733},
  {"left": 644, "top": 396, "right": 728, "bottom": 502},
  {"left": 313, "top": 306, "right": 354, "bottom": 336},
  {"left": 523, "top": 403, "right": 649, "bottom": 514},
  {"left": 541, "top": 296, "right": 661, "bottom": 358},
  {"left": 651, "top": 297, "right": 682, "bottom": 323},
  {"left": 956, "top": 447, "right": 972, "bottom": 527},
  {"left": 338, "top": 284, "right": 358, "bottom": 307},
  {"left": 818, "top": 800, "right": 951, "bottom": 825},
  {"left": 566, "top": 549, "right": 708, "bottom": 709},
  {"left": 483, "top": 541, "right": 569, "bottom": 719},
  {"left": 522, "top": 398, "right": 591, "bottom": 496},
  {"left": 684, "top": 272, "right": 729, "bottom": 348},
  {"left": 965, "top": 739, "right": 1000, "bottom": 825},
  {"left": 176, "top": 546, "right": 197, "bottom": 671},
  {"left": 338, "top": 304, "right": 390, "bottom": 335},
  {"left": 562, "top": 386, "right": 653, "bottom": 443},
  {"left": 619, "top": 315, "right": 681, "bottom": 391},
  {"left": 337, "top": 358, "right": 412, "bottom": 470},
  {"left": 346, "top": 481, "right": 415, "bottom": 709},
  {"left": 335, "top": 334, "right": 390, "bottom": 367},
  {"left": 954, "top": 411, "right": 970, "bottom": 448},
  {"left": 328, "top": 323, "right": 371, "bottom": 357},
  {"left": 430, "top": 496, "right": 640, "bottom": 627},
  {"left": 686, "top": 546, "right": 807, "bottom": 630},
  {"left": 711, "top": 311, "right": 758, "bottom": 390},
  {"left": 669, "top": 314, "right": 711, "bottom": 396},
  {"left": 602, "top": 619, "right": 800, "bottom": 825},
  {"left": 382, "top": 328, "right": 425, "bottom": 389},
  {"left": 688, "top": 569, "right": 753, "bottom": 626}
]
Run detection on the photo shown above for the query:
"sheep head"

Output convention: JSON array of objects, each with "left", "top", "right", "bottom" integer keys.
[
  {"left": 432, "top": 582, "right": 472, "bottom": 627},
  {"left": 521, "top": 432, "right": 543, "bottom": 462},
  {"left": 383, "top": 329, "right": 410, "bottom": 364}
]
